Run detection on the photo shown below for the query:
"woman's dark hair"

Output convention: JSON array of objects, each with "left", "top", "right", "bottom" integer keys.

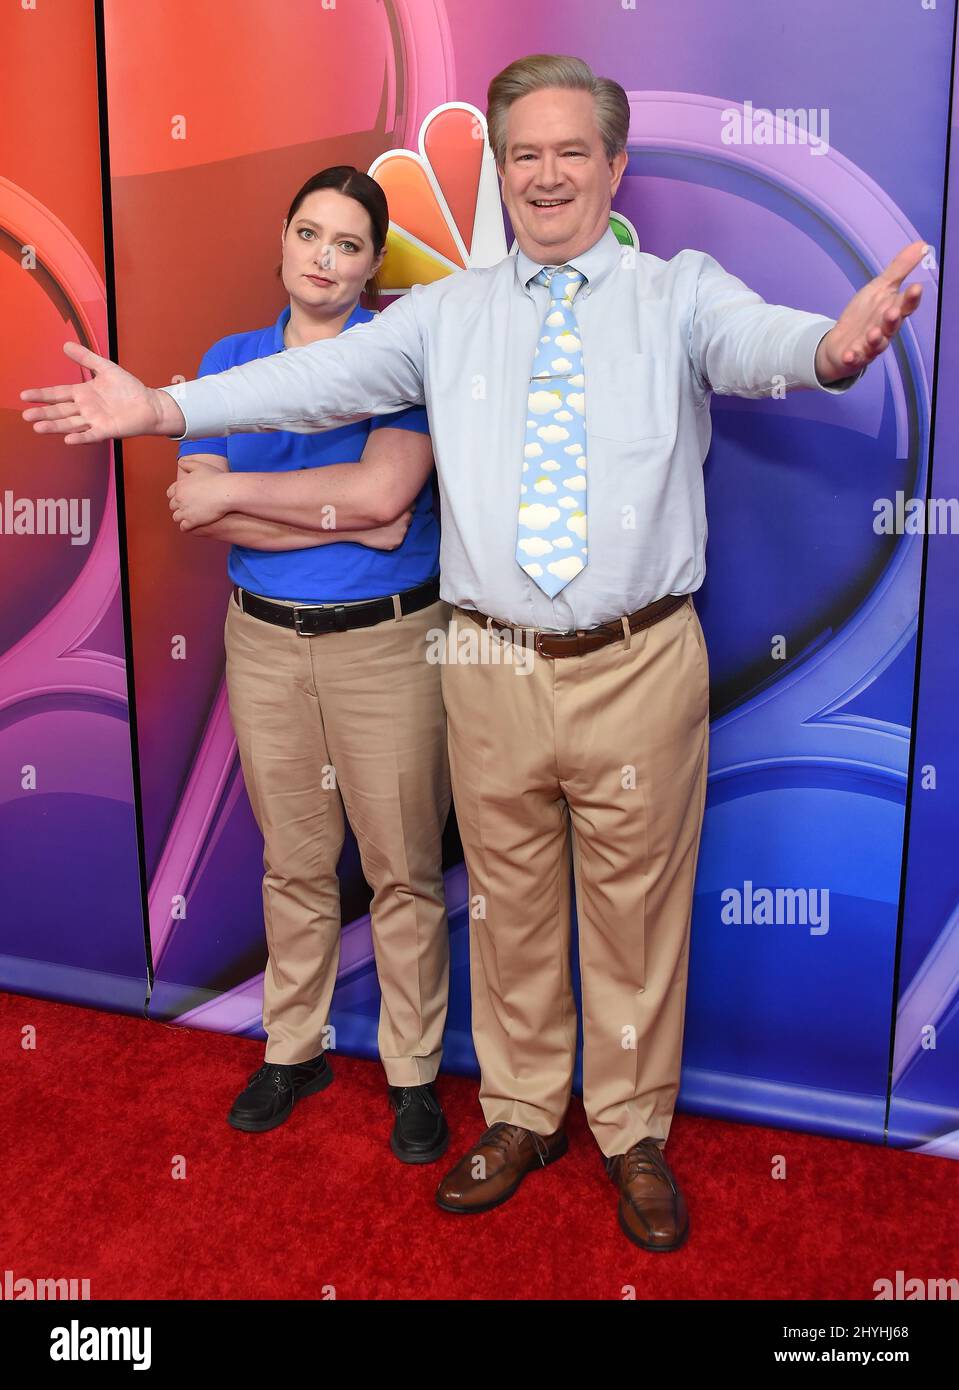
[{"left": 280, "top": 165, "right": 390, "bottom": 308}]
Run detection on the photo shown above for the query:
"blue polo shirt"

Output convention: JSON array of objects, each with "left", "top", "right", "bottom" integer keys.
[{"left": 177, "top": 303, "right": 438, "bottom": 601}]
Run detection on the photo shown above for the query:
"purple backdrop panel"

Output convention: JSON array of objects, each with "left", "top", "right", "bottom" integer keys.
[{"left": 889, "top": 20, "right": 959, "bottom": 1159}]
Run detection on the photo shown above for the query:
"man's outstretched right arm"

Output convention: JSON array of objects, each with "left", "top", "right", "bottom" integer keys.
[{"left": 21, "top": 290, "right": 427, "bottom": 445}]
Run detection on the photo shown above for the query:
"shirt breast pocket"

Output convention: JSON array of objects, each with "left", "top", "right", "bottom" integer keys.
[{"left": 586, "top": 351, "right": 669, "bottom": 442}]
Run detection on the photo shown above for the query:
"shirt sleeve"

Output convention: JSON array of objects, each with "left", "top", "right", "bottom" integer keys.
[
  {"left": 158, "top": 288, "right": 427, "bottom": 442},
  {"left": 369, "top": 404, "right": 430, "bottom": 435},
  {"left": 687, "top": 251, "right": 866, "bottom": 399},
  {"left": 175, "top": 340, "right": 231, "bottom": 458}
]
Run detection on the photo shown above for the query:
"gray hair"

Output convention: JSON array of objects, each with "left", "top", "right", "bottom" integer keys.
[{"left": 486, "top": 54, "right": 630, "bottom": 167}]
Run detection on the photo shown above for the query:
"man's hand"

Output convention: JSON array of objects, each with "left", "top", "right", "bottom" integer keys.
[
  {"left": 21, "top": 341, "right": 185, "bottom": 443},
  {"left": 815, "top": 239, "right": 926, "bottom": 383}
]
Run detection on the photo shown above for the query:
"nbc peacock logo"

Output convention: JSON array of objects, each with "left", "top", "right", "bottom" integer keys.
[{"left": 368, "top": 102, "right": 639, "bottom": 294}]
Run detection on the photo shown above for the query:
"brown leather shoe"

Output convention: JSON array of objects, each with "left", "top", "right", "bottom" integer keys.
[
  {"left": 608, "top": 1137, "right": 689, "bottom": 1251},
  {"left": 435, "top": 1121, "right": 568, "bottom": 1213}
]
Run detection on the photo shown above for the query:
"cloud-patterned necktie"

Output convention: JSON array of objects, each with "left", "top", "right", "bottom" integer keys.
[{"left": 516, "top": 265, "right": 588, "bottom": 598}]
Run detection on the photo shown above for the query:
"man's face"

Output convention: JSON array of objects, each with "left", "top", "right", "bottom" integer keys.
[{"left": 498, "top": 87, "right": 627, "bottom": 265}]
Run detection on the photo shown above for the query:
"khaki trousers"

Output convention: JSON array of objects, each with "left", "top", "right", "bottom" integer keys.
[
  {"left": 223, "top": 589, "right": 452, "bottom": 1083},
  {"left": 439, "top": 596, "right": 710, "bottom": 1158}
]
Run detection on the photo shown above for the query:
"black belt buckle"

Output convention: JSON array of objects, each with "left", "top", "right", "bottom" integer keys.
[{"left": 293, "top": 603, "right": 349, "bottom": 636}]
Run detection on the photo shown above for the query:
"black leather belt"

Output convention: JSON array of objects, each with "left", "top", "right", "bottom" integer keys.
[{"left": 233, "top": 576, "right": 441, "bottom": 636}]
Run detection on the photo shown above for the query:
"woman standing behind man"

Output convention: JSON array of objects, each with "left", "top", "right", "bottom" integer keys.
[{"left": 174, "top": 167, "right": 451, "bottom": 1162}]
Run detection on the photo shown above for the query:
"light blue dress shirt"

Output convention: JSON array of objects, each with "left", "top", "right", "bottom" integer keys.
[{"left": 160, "top": 226, "right": 863, "bottom": 631}]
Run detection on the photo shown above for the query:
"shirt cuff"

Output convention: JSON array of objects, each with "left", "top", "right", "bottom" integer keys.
[
  {"left": 800, "top": 319, "right": 867, "bottom": 394},
  {"left": 157, "top": 383, "right": 190, "bottom": 441}
]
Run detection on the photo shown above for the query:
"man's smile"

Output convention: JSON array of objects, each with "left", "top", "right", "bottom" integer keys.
[{"left": 529, "top": 197, "right": 574, "bottom": 213}]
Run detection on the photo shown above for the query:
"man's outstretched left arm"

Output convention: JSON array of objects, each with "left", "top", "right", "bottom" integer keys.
[{"left": 688, "top": 238, "right": 925, "bottom": 399}]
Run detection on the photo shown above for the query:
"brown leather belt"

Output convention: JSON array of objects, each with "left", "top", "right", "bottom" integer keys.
[
  {"left": 457, "top": 592, "right": 690, "bottom": 658},
  {"left": 233, "top": 575, "right": 440, "bottom": 636}
]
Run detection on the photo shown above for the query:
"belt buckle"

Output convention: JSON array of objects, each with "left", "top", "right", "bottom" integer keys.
[
  {"left": 534, "top": 626, "right": 576, "bottom": 657},
  {"left": 293, "top": 603, "right": 348, "bottom": 636},
  {"left": 541, "top": 624, "right": 603, "bottom": 657}
]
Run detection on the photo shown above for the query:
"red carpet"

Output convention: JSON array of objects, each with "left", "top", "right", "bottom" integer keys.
[{"left": 1, "top": 989, "right": 954, "bottom": 1301}]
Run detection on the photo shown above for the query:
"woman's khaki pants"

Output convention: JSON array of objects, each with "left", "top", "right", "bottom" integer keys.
[{"left": 223, "top": 589, "right": 452, "bottom": 1085}]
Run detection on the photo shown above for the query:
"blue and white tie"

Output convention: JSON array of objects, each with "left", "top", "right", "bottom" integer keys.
[{"left": 516, "top": 266, "right": 587, "bottom": 598}]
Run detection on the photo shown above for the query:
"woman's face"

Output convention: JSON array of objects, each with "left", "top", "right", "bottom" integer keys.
[{"left": 281, "top": 187, "right": 385, "bottom": 316}]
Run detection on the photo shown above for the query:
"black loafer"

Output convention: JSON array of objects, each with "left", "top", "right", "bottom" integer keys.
[
  {"left": 228, "top": 1051, "right": 333, "bottom": 1133},
  {"left": 388, "top": 1082, "right": 449, "bottom": 1163}
]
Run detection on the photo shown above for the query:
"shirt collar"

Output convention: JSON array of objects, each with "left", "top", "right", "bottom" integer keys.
[
  {"left": 514, "top": 223, "right": 622, "bottom": 295},
  {"left": 273, "top": 301, "right": 373, "bottom": 352}
]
